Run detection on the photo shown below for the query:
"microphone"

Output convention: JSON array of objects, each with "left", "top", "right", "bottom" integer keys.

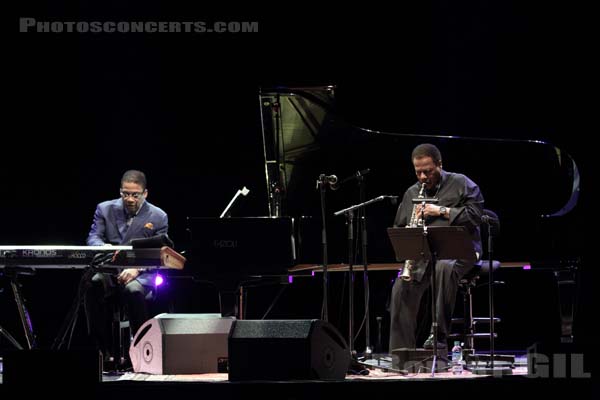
[
  {"left": 317, "top": 174, "right": 338, "bottom": 190},
  {"left": 481, "top": 209, "right": 500, "bottom": 240},
  {"left": 383, "top": 195, "right": 399, "bottom": 205},
  {"left": 481, "top": 214, "right": 500, "bottom": 233},
  {"left": 372, "top": 195, "right": 400, "bottom": 204},
  {"left": 331, "top": 169, "right": 371, "bottom": 190},
  {"left": 326, "top": 175, "right": 338, "bottom": 190},
  {"left": 356, "top": 168, "right": 371, "bottom": 177}
]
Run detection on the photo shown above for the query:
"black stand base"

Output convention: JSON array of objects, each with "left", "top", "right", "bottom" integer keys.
[
  {"left": 469, "top": 365, "right": 513, "bottom": 375},
  {"left": 392, "top": 348, "right": 448, "bottom": 373},
  {"left": 466, "top": 354, "right": 515, "bottom": 375},
  {"left": 347, "top": 356, "right": 371, "bottom": 375},
  {"left": 466, "top": 353, "right": 515, "bottom": 364}
]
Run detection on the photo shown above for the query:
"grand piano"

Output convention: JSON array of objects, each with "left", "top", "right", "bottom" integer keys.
[{"left": 257, "top": 85, "right": 583, "bottom": 350}]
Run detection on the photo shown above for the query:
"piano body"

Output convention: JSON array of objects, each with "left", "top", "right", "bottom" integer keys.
[
  {"left": 182, "top": 216, "right": 301, "bottom": 319},
  {"left": 257, "top": 85, "right": 583, "bottom": 350}
]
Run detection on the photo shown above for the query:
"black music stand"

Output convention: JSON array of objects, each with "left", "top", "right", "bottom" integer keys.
[
  {"left": 387, "top": 226, "right": 476, "bottom": 376},
  {"left": 219, "top": 186, "right": 250, "bottom": 218},
  {"left": 52, "top": 251, "right": 120, "bottom": 351}
]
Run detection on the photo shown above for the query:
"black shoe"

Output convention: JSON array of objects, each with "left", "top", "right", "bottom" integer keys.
[
  {"left": 102, "top": 354, "right": 121, "bottom": 374},
  {"left": 116, "top": 356, "right": 133, "bottom": 372},
  {"left": 423, "top": 334, "right": 447, "bottom": 350},
  {"left": 102, "top": 358, "right": 117, "bottom": 374}
]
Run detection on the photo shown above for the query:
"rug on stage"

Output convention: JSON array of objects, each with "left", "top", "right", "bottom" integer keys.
[{"left": 115, "top": 367, "right": 525, "bottom": 382}]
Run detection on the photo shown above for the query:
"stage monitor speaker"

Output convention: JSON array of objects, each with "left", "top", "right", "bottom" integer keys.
[
  {"left": 129, "top": 313, "right": 234, "bottom": 374},
  {"left": 228, "top": 319, "right": 350, "bottom": 381}
]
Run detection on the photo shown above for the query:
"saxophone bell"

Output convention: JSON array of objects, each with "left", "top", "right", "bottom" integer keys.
[
  {"left": 401, "top": 182, "right": 426, "bottom": 282},
  {"left": 400, "top": 260, "right": 413, "bottom": 281},
  {"left": 400, "top": 182, "right": 427, "bottom": 282}
]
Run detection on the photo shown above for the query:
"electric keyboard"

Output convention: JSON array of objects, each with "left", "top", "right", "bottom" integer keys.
[{"left": 0, "top": 245, "right": 186, "bottom": 270}]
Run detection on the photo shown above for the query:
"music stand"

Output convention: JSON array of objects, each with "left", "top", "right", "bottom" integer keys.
[
  {"left": 387, "top": 226, "right": 476, "bottom": 376},
  {"left": 220, "top": 186, "right": 250, "bottom": 218},
  {"left": 130, "top": 233, "right": 174, "bottom": 249}
]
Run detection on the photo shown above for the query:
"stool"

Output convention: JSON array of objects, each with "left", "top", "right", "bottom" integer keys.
[
  {"left": 450, "top": 260, "right": 502, "bottom": 354},
  {"left": 111, "top": 308, "right": 132, "bottom": 368},
  {"left": 110, "top": 285, "right": 158, "bottom": 369}
]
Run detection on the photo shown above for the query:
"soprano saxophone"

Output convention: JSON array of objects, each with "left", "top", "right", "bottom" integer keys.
[{"left": 399, "top": 182, "right": 426, "bottom": 281}]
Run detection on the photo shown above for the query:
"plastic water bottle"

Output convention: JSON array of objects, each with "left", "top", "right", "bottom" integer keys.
[{"left": 451, "top": 341, "right": 464, "bottom": 375}]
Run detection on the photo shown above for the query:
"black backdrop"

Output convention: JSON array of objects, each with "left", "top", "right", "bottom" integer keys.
[{"left": 2, "top": 3, "right": 592, "bottom": 357}]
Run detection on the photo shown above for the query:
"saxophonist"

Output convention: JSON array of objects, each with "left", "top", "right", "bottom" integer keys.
[{"left": 389, "top": 143, "right": 484, "bottom": 351}]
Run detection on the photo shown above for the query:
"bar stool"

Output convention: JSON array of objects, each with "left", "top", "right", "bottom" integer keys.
[
  {"left": 450, "top": 260, "right": 501, "bottom": 354},
  {"left": 450, "top": 209, "right": 502, "bottom": 354}
]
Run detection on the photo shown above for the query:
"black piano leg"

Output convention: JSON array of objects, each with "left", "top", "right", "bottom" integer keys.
[
  {"left": 218, "top": 290, "right": 239, "bottom": 318},
  {"left": 554, "top": 265, "right": 578, "bottom": 343}
]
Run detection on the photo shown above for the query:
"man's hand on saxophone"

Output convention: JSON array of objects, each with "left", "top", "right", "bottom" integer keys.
[{"left": 414, "top": 203, "right": 450, "bottom": 219}]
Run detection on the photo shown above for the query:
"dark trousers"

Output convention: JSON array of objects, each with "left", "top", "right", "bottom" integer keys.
[
  {"left": 84, "top": 272, "right": 151, "bottom": 357},
  {"left": 389, "top": 259, "right": 473, "bottom": 350}
]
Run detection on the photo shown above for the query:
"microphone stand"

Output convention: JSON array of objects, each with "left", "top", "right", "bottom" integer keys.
[
  {"left": 356, "top": 173, "right": 373, "bottom": 358},
  {"left": 334, "top": 195, "right": 397, "bottom": 356},
  {"left": 420, "top": 205, "right": 441, "bottom": 377},
  {"left": 488, "top": 220, "right": 495, "bottom": 370},
  {"left": 345, "top": 209, "right": 355, "bottom": 355},
  {"left": 317, "top": 174, "right": 330, "bottom": 322},
  {"left": 411, "top": 197, "right": 442, "bottom": 377}
]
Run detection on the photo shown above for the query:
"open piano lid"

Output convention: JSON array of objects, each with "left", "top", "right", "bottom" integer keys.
[{"left": 259, "top": 85, "right": 582, "bottom": 267}]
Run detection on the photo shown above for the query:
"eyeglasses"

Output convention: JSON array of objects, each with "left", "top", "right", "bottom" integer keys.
[{"left": 120, "top": 190, "right": 145, "bottom": 199}]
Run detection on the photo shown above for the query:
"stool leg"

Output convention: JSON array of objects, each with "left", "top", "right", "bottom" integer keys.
[
  {"left": 120, "top": 321, "right": 131, "bottom": 366},
  {"left": 465, "top": 287, "right": 475, "bottom": 353},
  {"left": 109, "top": 309, "right": 120, "bottom": 362}
]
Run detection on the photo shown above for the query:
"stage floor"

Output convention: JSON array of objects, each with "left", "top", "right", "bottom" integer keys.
[
  {"left": 107, "top": 367, "right": 528, "bottom": 383},
  {"left": 1, "top": 352, "right": 595, "bottom": 400},
  {"left": 0, "top": 351, "right": 528, "bottom": 383}
]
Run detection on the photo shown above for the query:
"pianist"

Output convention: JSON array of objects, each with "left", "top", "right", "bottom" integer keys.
[{"left": 83, "top": 169, "right": 169, "bottom": 369}]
